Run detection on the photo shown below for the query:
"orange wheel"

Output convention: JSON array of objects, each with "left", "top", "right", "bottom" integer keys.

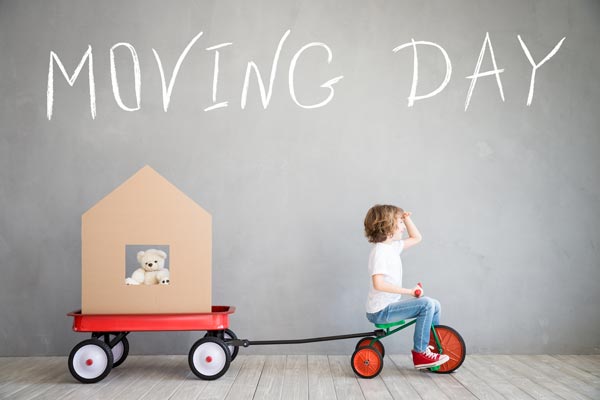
[
  {"left": 355, "top": 337, "right": 385, "bottom": 358},
  {"left": 351, "top": 346, "right": 383, "bottom": 379},
  {"left": 428, "top": 325, "right": 466, "bottom": 373}
]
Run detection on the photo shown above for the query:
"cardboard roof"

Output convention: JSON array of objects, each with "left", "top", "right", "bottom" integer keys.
[{"left": 83, "top": 165, "right": 210, "bottom": 221}]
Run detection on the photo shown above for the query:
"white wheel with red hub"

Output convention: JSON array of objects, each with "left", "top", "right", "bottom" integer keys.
[
  {"left": 68, "top": 339, "right": 113, "bottom": 383},
  {"left": 188, "top": 337, "right": 231, "bottom": 380}
]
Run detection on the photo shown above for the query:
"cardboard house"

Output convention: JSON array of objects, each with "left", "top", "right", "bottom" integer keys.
[{"left": 82, "top": 166, "right": 211, "bottom": 314}]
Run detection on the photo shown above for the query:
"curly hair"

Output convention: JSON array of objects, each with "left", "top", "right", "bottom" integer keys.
[{"left": 364, "top": 204, "right": 404, "bottom": 243}]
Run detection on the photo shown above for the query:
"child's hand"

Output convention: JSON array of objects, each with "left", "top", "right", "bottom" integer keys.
[
  {"left": 402, "top": 211, "right": 412, "bottom": 220},
  {"left": 412, "top": 284, "right": 424, "bottom": 297}
]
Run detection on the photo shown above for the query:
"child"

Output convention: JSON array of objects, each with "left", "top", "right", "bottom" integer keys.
[{"left": 363, "top": 204, "right": 449, "bottom": 369}]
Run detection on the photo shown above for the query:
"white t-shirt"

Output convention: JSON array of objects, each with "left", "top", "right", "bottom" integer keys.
[{"left": 366, "top": 240, "right": 404, "bottom": 313}]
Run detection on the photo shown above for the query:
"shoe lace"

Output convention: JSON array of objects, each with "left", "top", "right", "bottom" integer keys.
[{"left": 423, "top": 346, "right": 439, "bottom": 360}]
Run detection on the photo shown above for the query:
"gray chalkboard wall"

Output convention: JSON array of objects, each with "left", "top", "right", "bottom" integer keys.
[{"left": 1, "top": 0, "right": 599, "bottom": 356}]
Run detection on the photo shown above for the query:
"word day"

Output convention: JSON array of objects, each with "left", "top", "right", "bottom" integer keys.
[{"left": 46, "top": 29, "right": 565, "bottom": 119}]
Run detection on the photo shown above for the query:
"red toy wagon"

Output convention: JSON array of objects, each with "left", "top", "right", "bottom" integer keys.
[{"left": 67, "top": 306, "right": 238, "bottom": 383}]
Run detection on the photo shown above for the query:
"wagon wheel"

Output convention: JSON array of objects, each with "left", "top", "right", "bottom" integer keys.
[
  {"left": 205, "top": 329, "right": 239, "bottom": 361},
  {"left": 92, "top": 333, "right": 130, "bottom": 368},
  {"left": 428, "top": 325, "right": 466, "bottom": 373},
  {"left": 222, "top": 329, "right": 239, "bottom": 362},
  {"left": 189, "top": 337, "right": 231, "bottom": 380},
  {"left": 351, "top": 346, "right": 383, "bottom": 379},
  {"left": 68, "top": 338, "right": 113, "bottom": 383},
  {"left": 355, "top": 337, "right": 385, "bottom": 358}
]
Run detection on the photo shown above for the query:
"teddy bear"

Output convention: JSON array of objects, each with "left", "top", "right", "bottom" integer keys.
[{"left": 125, "top": 249, "right": 170, "bottom": 285}]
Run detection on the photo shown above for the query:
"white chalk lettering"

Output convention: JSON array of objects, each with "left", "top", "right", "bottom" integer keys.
[
  {"left": 204, "top": 42, "right": 232, "bottom": 112},
  {"left": 153, "top": 31, "right": 204, "bottom": 112},
  {"left": 465, "top": 32, "right": 505, "bottom": 111},
  {"left": 518, "top": 35, "right": 566, "bottom": 106},
  {"left": 289, "top": 43, "right": 344, "bottom": 109},
  {"left": 110, "top": 43, "right": 141, "bottom": 112},
  {"left": 45, "top": 30, "right": 568, "bottom": 119},
  {"left": 393, "top": 39, "right": 452, "bottom": 107},
  {"left": 241, "top": 29, "right": 291, "bottom": 109},
  {"left": 47, "top": 45, "right": 96, "bottom": 120}
]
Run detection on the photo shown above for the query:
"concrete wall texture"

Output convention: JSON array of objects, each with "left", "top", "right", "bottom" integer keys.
[{"left": 1, "top": 0, "right": 599, "bottom": 356}]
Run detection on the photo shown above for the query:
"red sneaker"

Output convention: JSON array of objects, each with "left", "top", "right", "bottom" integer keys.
[{"left": 411, "top": 346, "right": 450, "bottom": 369}]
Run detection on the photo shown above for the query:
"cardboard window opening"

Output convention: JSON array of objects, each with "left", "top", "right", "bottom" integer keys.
[{"left": 125, "top": 244, "right": 171, "bottom": 285}]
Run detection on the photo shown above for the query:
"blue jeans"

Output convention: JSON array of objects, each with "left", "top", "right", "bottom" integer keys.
[{"left": 366, "top": 297, "right": 441, "bottom": 353}]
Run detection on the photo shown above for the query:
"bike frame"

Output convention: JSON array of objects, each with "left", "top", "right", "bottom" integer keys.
[{"left": 369, "top": 320, "right": 442, "bottom": 349}]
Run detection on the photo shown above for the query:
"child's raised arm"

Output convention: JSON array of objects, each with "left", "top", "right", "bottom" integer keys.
[{"left": 402, "top": 212, "right": 422, "bottom": 250}]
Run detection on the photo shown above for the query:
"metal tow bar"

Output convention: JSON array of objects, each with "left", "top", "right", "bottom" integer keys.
[{"left": 227, "top": 329, "right": 386, "bottom": 348}]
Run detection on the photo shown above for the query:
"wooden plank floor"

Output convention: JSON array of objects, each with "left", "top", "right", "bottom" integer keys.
[{"left": 0, "top": 355, "right": 598, "bottom": 399}]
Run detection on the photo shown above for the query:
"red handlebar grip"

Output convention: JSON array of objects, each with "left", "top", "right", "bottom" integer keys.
[{"left": 414, "top": 282, "right": 423, "bottom": 297}]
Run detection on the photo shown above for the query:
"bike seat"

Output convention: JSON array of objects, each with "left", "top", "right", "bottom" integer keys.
[{"left": 374, "top": 320, "right": 407, "bottom": 329}]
